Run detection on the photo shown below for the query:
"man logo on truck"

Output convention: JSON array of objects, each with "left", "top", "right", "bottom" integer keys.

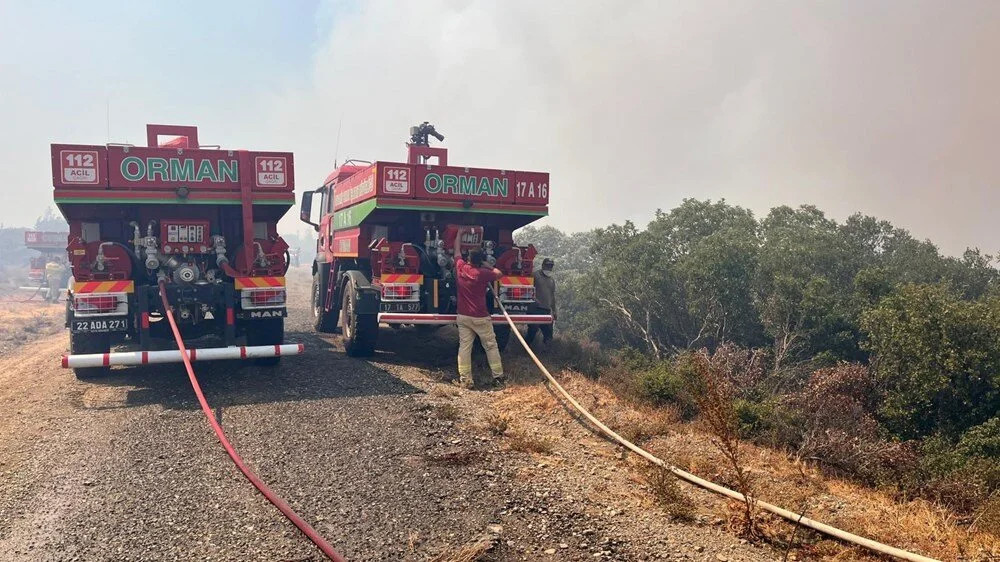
[
  {"left": 120, "top": 156, "right": 239, "bottom": 183},
  {"left": 424, "top": 173, "right": 508, "bottom": 198}
]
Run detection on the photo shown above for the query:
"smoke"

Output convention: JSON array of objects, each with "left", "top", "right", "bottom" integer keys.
[
  {"left": 277, "top": 0, "right": 1000, "bottom": 255},
  {"left": 2, "top": 1, "right": 998, "bottom": 256}
]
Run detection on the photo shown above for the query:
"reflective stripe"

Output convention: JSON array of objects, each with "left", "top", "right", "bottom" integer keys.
[
  {"left": 499, "top": 276, "right": 533, "bottom": 286},
  {"left": 73, "top": 280, "right": 134, "bottom": 293},
  {"left": 381, "top": 273, "right": 423, "bottom": 284},
  {"left": 234, "top": 276, "right": 285, "bottom": 290}
]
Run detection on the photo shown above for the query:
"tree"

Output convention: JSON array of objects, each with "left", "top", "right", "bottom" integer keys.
[
  {"left": 862, "top": 283, "right": 1000, "bottom": 440},
  {"left": 34, "top": 207, "right": 68, "bottom": 232},
  {"left": 515, "top": 224, "right": 596, "bottom": 276},
  {"left": 581, "top": 199, "right": 764, "bottom": 356},
  {"left": 755, "top": 206, "right": 857, "bottom": 369}
]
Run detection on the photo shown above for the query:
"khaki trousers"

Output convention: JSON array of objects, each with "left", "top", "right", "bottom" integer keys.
[{"left": 457, "top": 314, "right": 503, "bottom": 380}]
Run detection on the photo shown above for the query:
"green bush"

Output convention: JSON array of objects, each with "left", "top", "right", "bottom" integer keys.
[
  {"left": 733, "top": 398, "right": 800, "bottom": 447},
  {"left": 917, "top": 424, "right": 1000, "bottom": 513},
  {"left": 636, "top": 361, "right": 699, "bottom": 419},
  {"left": 957, "top": 416, "right": 1000, "bottom": 459}
]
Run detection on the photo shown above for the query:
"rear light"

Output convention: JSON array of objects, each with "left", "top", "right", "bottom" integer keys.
[
  {"left": 381, "top": 283, "right": 420, "bottom": 302},
  {"left": 241, "top": 287, "right": 286, "bottom": 309},
  {"left": 499, "top": 285, "right": 535, "bottom": 303},
  {"left": 73, "top": 293, "right": 128, "bottom": 316}
]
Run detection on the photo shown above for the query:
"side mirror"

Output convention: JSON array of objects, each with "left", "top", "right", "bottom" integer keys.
[{"left": 300, "top": 188, "right": 320, "bottom": 231}]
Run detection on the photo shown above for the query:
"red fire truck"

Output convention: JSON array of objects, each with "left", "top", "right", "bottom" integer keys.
[
  {"left": 301, "top": 123, "right": 553, "bottom": 356},
  {"left": 24, "top": 230, "right": 68, "bottom": 285},
  {"left": 52, "top": 124, "right": 301, "bottom": 378}
]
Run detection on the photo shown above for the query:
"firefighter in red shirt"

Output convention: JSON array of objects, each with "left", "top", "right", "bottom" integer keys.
[{"left": 454, "top": 231, "right": 504, "bottom": 389}]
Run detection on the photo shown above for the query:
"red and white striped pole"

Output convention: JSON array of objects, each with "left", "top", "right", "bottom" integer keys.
[{"left": 61, "top": 343, "right": 304, "bottom": 369}]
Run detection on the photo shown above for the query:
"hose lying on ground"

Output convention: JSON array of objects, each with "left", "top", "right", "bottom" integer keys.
[
  {"left": 495, "top": 301, "right": 940, "bottom": 562},
  {"left": 0, "top": 282, "right": 45, "bottom": 303},
  {"left": 157, "top": 280, "right": 347, "bottom": 562}
]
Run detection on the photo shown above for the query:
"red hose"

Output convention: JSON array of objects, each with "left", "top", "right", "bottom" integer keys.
[{"left": 157, "top": 281, "right": 347, "bottom": 561}]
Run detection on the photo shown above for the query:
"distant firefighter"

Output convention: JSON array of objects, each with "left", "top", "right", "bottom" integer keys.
[
  {"left": 44, "top": 258, "right": 66, "bottom": 303},
  {"left": 527, "top": 258, "right": 556, "bottom": 346}
]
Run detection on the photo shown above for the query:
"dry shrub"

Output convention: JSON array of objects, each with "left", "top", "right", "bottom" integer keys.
[
  {"left": 435, "top": 404, "right": 461, "bottom": 421},
  {"left": 705, "top": 344, "right": 768, "bottom": 398},
  {"left": 536, "top": 336, "right": 607, "bottom": 377},
  {"left": 499, "top": 334, "right": 606, "bottom": 385},
  {"left": 643, "top": 466, "right": 695, "bottom": 520},
  {"left": 484, "top": 412, "right": 511, "bottom": 437},
  {"left": 779, "top": 363, "right": 916, "bottom": 485},
  {"left": 689, "top": 349, "right": 760, "bottom": 538},
  {"left": 507, "top": 429, "right": 554, "bottom": 454}
]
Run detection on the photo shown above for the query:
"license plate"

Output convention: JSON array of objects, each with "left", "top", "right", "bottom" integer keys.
[
  {"left": 381, "top": 302, "right": 422, "bottom": 313},
  {"left": 72, "top": 317, "right": 129, "bottom": 333}
]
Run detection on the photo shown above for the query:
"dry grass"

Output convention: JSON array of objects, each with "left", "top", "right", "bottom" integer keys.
[
  {"left": 425, "top": 449, "right": 483, "bottom": 466},
  {"left": 973, "top": 494, "right": 1000, "bottom": 536},
  {"left": 507, "top": 429, "right": 554, "bottom": 455},
  {"left": 0, "top": 300, "right": 63, "bottom": 353},
  {"left": 608, "top": 406, "right": 678, "bottom": 444},
  {"left": 428, "top": 535, "right": 496, "bottom": 562},
  {"left": 430, "top": 385, "right": 460, "bottom": 398},
  {"left": 407, "top": 530, "right": 420, "bottom": 553}
]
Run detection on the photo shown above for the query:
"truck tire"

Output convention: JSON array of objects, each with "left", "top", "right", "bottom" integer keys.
[
  {"left": 69, "top": 331, "right": 111, "bottom": 380},
  {"left": 247, "top": 318, "right": 284, "bottom": 366},
  {"left": 340, "top": 279, "right": 377, "bottom": 357},
  {"left": 312, "top": 272, "right": 338, "bottom": 333}
]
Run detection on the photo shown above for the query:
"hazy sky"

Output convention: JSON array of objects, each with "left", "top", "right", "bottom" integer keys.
[{"left": 2, "top": 0, "right": 998, "bottom": 255}]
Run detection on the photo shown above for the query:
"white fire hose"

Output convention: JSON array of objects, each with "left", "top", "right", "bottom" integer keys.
[{"left": 495, "top": 302, "right": 939, "bottom": 562}]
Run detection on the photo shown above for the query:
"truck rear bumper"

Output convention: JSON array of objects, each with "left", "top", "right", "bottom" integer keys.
[
  {"left": 61, "top": 343, "right": 304, "bottom": 368},
  {"left": 378, "top": 313, "right": 553, "bottom": 325}
]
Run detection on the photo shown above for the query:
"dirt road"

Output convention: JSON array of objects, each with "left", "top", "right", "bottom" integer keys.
[{"left": 0, "top": 272, "right": 778, "bottom": 561}]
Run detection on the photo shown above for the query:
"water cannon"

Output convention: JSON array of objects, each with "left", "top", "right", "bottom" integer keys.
[{"left": 409, "top": 122, "right": 444, "bottom": 147}]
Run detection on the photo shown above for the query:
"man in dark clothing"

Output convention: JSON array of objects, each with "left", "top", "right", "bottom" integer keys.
[
  {"left": 454, "top": 232, "right": 504, "bottom": 389},
  {"left": 527, "top": 257, "right": 556, "bottom": 345}
]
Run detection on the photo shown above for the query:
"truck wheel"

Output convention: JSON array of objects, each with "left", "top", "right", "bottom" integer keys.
[
  {"left": 247, "top": 318, "right": 284, "bottom": 366},
  {"left": 70, "top": 331, "right": 111, "bottom": 380},
  {"left": 340, "top": 280, "right": 377, "bottom": 357},
  {"left": 494, "top": 324, "right": 512, "bottom": 353},
  {"left": 312, "top": 273, "right": 338, "bottom": 333}
]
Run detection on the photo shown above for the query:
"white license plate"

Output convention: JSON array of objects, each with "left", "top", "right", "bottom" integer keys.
[
  {"left": 381, "top": 302, "right": 422, "bottom": 313},
  {"left": 73, "top": 318, "right": 129, "bottom": 333}
]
